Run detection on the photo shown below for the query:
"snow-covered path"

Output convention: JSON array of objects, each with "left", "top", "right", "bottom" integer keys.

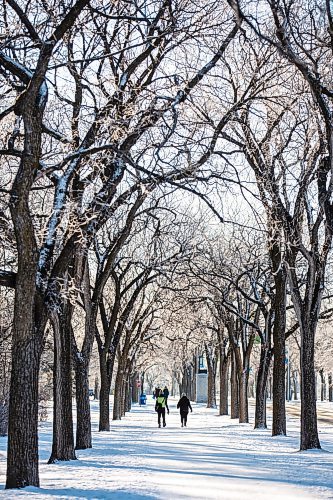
[{"left": 1, "top": 398, "right": 333, "bottom": 499}]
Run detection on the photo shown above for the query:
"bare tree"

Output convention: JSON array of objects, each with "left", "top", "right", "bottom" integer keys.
[
  {"left": 231, "top": 0, "right": 333, "bottom": 451},
  {"left": 0, "top": 0, "right": 243, "bottom": 487}
]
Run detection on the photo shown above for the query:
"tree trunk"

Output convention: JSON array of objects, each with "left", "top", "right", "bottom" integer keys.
[
  {"left": 171, "top": 375, "right": 175, "bottom": 397},
  {"left": 48, "top": 311, "right": 76, "bottom": 463},
  {"left": 0, "top": 399, "right": 8, "bottom": 437},
  {"left": 94, "top": 377, "right": 100, "bottom": 400},
  {"left": 75, "top": 360, "right": 91, "bottom": 450},
  {"left": 300, "top": 322, "right": 321, "bottom": 450},
  {"left": 292, "top": 371, "right": 298, "bottom": 400},
  {"left": 319, "top": 369, "right": 325, "bottom": 402},
  {"left": 207, "top": 371, "right": 216, "bottom": 408},
  {"left": 254, "top": 345, "right": 272, "bottom": 429},
  {"left": 329, "top": 373, "right": 333, "bottom": 402},
  {"left": 99, "top": 353, "right": 112, "bottom": 431},
  {"left": 235, "top": 334, "right": 254, "bottom": 425},
  {"left": 271, "top": 265, "right": 287, "bottom": 436},
  {"left": 6, "top": 335, "right": 43, "bottom": 488},
  {"left": 124, "top": 374, "right": 131, "bottom": 412},
  {"left": 121, "top": 380, "right": 127, "bottom": 416},
  {"left": 230, "top": 350, "right": 239, "bottom": 419},
  {"left": 5, "top": 69, "right": 47, "bottom": 488},
  {"left": 219, "top": 347, "right": 229, "bottom": 416},
  {"left": 131, "top": 373, "right": 139, "bottom": 403},
  {"left": 181, "top": 365, "right": 192, "bottom": 397},
  {"left": 113, "top": 362, "right": 123, "bottom": 420},
  {"left": 206, "top": 348, "right": 216, "bottom": 409},
  {"left": 73, "top": 259, "right": 96, "bottom": 448},
  {"left": 286, "top": 361, "right": 291, "bottom": 401},
  {"left": 140, "top": 371, "right": 145, "bottom": 396},
  {"left": 239, "top": 369, "right": 249, "bottom": 423},
  {"left": 6, "top": 267, "right": 47, "bottom": 489},
  {"left": 248, "top": 378, "right": 255, "bottom": 398},
  {"left": 268, "top": 375, "right": 272, "bottom": 400},
  {"left": 192, "top": 356, "right": 197, "bottom": 401}
]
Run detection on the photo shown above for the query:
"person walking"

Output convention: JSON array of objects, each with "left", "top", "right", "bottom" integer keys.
[
  {"left": 155, "top": 390, "right": 169, "bottom": 428},
  {"left": 177, "top": 393, "right": 192, "bottom": 427},
  {"left": 163, "top": 385, "right": 169, "bottom": 404}
]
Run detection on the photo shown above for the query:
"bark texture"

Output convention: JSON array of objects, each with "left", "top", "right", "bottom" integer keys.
[
  {"left": 75, "top": 361, "right": 92, "bottom": 450},
  {"left": 48, "top": 310, "right": 76, "bottom": 463},
  {"left": 205, "top": 345, "right": 217, "bottom": 409},
  {"left": 219, "top": 346, "right": 229, "bottom": 416},
  {"left": 6, "top": 337, "right": 42, "bottom": 488},
  {"left": 254, "top": 345, "right": 272, "bottom": 429},
  {"left": 300, "top": 322, "right": 321, "bottom": 450},
  {"left": 99, "top": 353, "right": 112, "bottom": 431},
  {"left": 271, "top": 260, "right": 287, "bottom": 436},
  {"left": 230, "top": 351, "right": 239, "bottom": 419}
]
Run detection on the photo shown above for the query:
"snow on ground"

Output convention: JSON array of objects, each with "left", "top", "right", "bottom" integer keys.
[{"left": 0, "top": 397, "right": 333, "bottom": 499}]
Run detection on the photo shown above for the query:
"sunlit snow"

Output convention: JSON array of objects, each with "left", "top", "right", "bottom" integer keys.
[{"left": 0, "top": 398, "right": 332, "bottom": 499}]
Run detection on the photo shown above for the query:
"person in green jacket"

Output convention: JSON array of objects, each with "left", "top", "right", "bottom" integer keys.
[{"left": 155, "top": 390, "right": 169, "bottom": 427}]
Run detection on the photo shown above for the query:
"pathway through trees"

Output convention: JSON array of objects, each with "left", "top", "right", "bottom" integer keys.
[{"left": 1, "top": 398, "right": 332, "bottom": 499}]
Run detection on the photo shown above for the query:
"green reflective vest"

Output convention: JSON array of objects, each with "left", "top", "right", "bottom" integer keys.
[{"left": 156, "top": 396, "right": 166, "bottom": 408}]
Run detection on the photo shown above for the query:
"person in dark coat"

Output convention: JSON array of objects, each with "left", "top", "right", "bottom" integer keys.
[
  {"left": 177, "top": 393, "right": 192, "bottom": 427},
  {"left": 163, "top": 386, "right": 169, "bottom": 403},
  {"left": 153, "top": 387, "right": 161, "bottom": 399}
]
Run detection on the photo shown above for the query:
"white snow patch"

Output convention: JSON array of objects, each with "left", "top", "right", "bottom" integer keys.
[{"left": 0, "top": 398, "right": 332, "bottom": 499}]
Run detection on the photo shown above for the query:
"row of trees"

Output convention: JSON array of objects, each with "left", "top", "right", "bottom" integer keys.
[
  {"left": 164, "top": 221, "right": 333, "bottom": 425},
  {"left": 0, "top": 0, "right": 333, "bottom": 490}
]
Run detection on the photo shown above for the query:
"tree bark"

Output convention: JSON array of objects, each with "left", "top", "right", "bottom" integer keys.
[
  {"left": 0, "top": 400, "right": 8, "bottom": 437},
  {"left": 6, "top": 335, "right": 43, "bottom": 488},
  {"left": 99, "top": 352, "right": 112, "bottom": 431},
  {"left": 300, "top": 321, "right": 320, "bottom": 450},
  {"left": 131, "top": 373, "right": 139, "bottom": 403},
  {"left": 268, "top": 375, "right": 272, "bottom": 400},
  {"left": 121, "top": 380, "right": 126, "bottom": 416},
  {"left": 230, "top": 350, "right": 239, "bottom": 419},
  {"left": 94, "top": 377, "right": 100, "bottom": 400},
  {"left": 329, "top": 373, "right": 333, "bottom": 402},
  {"left": 48, "top": 310, "right": 76, "bottom": 463},
  {"left": 140, "top": 371, "right": 145, "bottom": 396},
  {"left": 180, "top": 365, "right": 192, "bottom": 397},
  {"left": 72, "top": 259, "right": 96, "bottom": 449},
  {"left": 239, "top": 368, "right": 249, "bottom": 423},
  {"left": 206, "top": 346, "right": 217, "bottom": 409},
  {"left": 271, "top": 259, "right": 287, "bottom": 436},
  {"left": 254, "top": 344, "right": 272, "bottom": 429},
  {"left": 219, "top": 346, "right": 229, "bottom": 416},
  {"left": 319, "top": 369, "right": 325, "bottom": 402},
  {"left": 75, "top": 360, "right": 91, "bottom": 450},
  {"left": 113, "top": 362, "right": 123, "bottom": 420},
  {"left": 124, "top": 373, "right": 131, "bottom": 413},
  {"left": 292, "top": 371, "right": 298, "bottom": 400},
  {"left": 234, "top": 334, "right": 254, "bottom": 424},
  {"left": 192, "top": 356, "right": 197, "bottom": 401}
]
